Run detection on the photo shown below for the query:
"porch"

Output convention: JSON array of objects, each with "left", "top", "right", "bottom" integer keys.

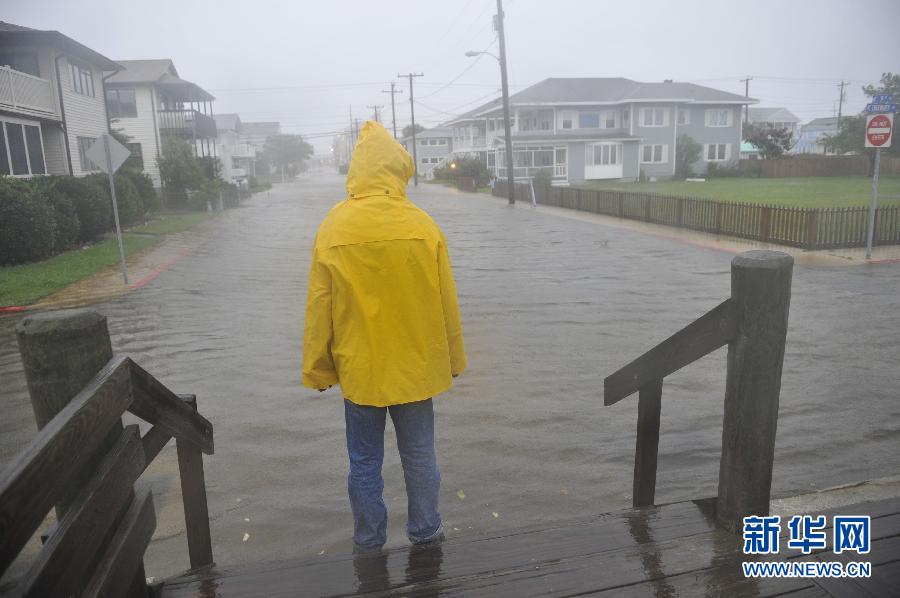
[{"left": 0, "top": 65, "right": 58, "bottom": 120}]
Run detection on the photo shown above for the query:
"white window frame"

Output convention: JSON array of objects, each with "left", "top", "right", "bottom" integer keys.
[
  {"left": 77, "top": 136, "right": 100, "bottom": 172},
  {"left": 585, "top": 142, "right": 622, "bottom": 166},
  {"left": 0, "top": 116, "right": 48, "bottom": 178},
  {"left": 677, "top": 108, "right": 690, "bottom": 125},
  {"left": 68, "top": 61, "right": 95, "bottom": 97},
  {"left": 640, "top": 107, "right": 667, "bottom": 128},
  {"left": 704, "top": 143, "right": 730, "bottom": 161},
  {"left": 705, "top": 108, "right": 732, "bottom": 128},
  {"left": 577, "top": 111, "right": 601, "bottom": 129},
  {"left": 559, "top": 110, "right": 574, "bottom": 130},
  {"left": 640, "top": 143, "right": 668, "bottom": 164}
]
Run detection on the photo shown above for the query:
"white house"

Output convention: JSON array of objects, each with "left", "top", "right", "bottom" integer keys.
[
  {"left": 105, "top": 59, "right": 217, "bottom": 187},
  {"left": 400, "top": 127, "right": 453, "bottom": 179},
  {"left": 0, "top": 21, "right": 120, "bottom": 177},
  {"left": 239, "top": 121, "right": 280, "bottom": 178},
  {"left": 215, "top": 113, "right": 255, "bottom": 186},
  {"left": 747, "top": 107, "right": 801, "bottom": 139}
]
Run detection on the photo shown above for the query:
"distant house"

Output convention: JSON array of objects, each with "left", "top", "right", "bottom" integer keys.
[
  {"left": 747, "top": 107, "right": 801, "bottom": 139},
  {"left": 445, "top": 77, "right": 755, "bottom": 184},
  {"left": 740, "top": 141, "right": 761, "bottom": 160},
  {"left": 0, "top": 21, "right": 120, "bottom": 177},
  {"left": 400, "top": 127, "right": 453, "bottom": 179},
  {"left": 215, "top": 113, "right": 255, "bottom": 186},
  {"left": 794, "top": 117, "right": 840, "bottom": 155},
  {"left": 239, "top": 121, "right": 280, "bottom": 177},
  {"left": 104, "top": 59, "right": 216, "bottom": 187}
]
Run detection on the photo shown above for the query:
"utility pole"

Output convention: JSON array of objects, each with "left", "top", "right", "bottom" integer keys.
[
  {"left": 836, "top": 80, "right": 848, "bottom": 131},
  {"left": 398, "top": 71, "right": 424, "bottom": 186},
  {"left": 496, "top": 0, "right": 515, "bottom": 205},
  {"left": 367, "top": 104, "right": 383, "bottom": 123},
  {"left": 740, "top": 76, "right": 753, "bottom": 124},
  {"left": 382, "top": 82, "right": 403, "bottom": 138}
]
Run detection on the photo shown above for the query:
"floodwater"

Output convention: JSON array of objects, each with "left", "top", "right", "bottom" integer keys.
[{"left": 1, "top": 174, "right": 899, "bottom": 579}]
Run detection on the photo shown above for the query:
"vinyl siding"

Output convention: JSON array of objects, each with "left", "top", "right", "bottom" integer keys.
[
  {"left": 109, "top": 85, "right": 161, "bottom": 185},
  {"left": 677, "top": 105, "right": 742, "bottom": 175},
  {"left": 58, "top": 55, "right": 110, "bottom": 176},
  {"left": 40, "top": 124, "right": 68, "bottom": 174}
]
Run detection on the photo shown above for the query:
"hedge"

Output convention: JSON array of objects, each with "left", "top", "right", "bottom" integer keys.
[{"left": 0, "top": 170, "right": 160, "bottom": 266}]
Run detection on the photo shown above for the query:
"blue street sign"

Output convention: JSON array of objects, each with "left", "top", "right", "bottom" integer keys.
[
  {"left": 873, "top": 94, "right": 895, "bottom": 104},
  {"left": 865, "top": 103, "right": 898, "bottom": 113}
]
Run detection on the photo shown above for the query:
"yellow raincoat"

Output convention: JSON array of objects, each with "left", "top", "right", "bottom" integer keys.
[{"left": 302, "top": 121, "right": 467, "bottom": 407}]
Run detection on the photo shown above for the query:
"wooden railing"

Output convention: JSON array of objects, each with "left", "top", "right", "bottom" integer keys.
[
  {"left": 494, "top": 181, "right": 900, "bottom": 250},
  {"left": 0, "top": 309, "right": 214, "bottom": 597},
  {"left": 604, "top": 250, "right": 793, "bottom": 532},
  {"left": 158, "top": 109, "right": 217, "bottom": 139}
]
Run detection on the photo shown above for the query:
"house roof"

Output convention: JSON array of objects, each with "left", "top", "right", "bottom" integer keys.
[
  {"left": 106, "top": 59, "right": 215, "bottom": 101},
  {"left": 400, "top": 126, "right": 453, "bottom": 142},
  {"left": 748, "top": 107, "right": 800, "bottom": 123},
  {"left": 445, "top": 78, "right": 757, "bottom": 124},
  {"left": 0, "top": 21, "right": 120, "bottom": 71},
  {"left": 804, "top": 117, "right": 839, "bottom": 128},
  {"left": 241, "top": 121, "right": 281, "bottom": 137},
  {"left": 215, "top": 113, "right": 241, "bottom": 132}
]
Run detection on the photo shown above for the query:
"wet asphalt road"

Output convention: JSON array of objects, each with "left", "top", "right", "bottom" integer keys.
[{"left": 1, "top": 174, "right": 899, "bottom": 578}]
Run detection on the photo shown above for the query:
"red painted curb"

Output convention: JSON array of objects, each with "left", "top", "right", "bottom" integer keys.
[
  {"left": 129, "top": 247, "right": 190, "bottom": 290},
  {"left": 0, "top": 305, "right": 27, "bottom": 314}
]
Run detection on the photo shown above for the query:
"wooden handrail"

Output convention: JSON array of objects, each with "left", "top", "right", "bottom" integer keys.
[{"left": 604, "top": 299, "right": 738, "bottom": 406}]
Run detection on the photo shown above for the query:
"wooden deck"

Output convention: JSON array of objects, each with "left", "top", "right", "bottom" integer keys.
[{"left": 156, "top": 496, "right": 900, "bottom": 597}]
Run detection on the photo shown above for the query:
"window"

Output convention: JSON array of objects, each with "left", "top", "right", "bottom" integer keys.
[
  {"left": 560, "top": 111, "right": 574, "bottom": 129},
  {"left": 6, "top": 123, "right": 29, "bottom": 175},
  {"left": 0, "top": 52, "right": 40, "bottom": 77},
  {"left": 604, "top": 111, "right": 617, "bottom": 129},
  {"left": 24, "top": 125, "right": 45, "bottom": 174},
  {"left": 125, "top": 142, "right": 144, "bottom": 170},
  {"left": 586, "top": 143, "right": 622, "bottom": 166},
  {"left": 640, "top": 144, "right": 667, "bottom": 163},
  {"left": 677, "top": 109, "right": 690, "bottom": 125},
  {"left": 0, "top": 125, "right": 8, "bottom": 175},
  {"left": 705, "top": 143, "right": 729, "bottom": 161},
  {"left": 69, "top": 61, "right": 94, "bottom": 96},
  {"left": 106, "top": 88, "right": 137, "bottom": 118},
  {"left": 641, "top": 108, "right": 667, "bottom": 127},
  {"left": 706, "top": 109, "right": 732, "bottom": 127},
  {"left": 623, "top": 109, "right": 630, "bottom": 127},
  {"left": 78, "top": 136, "right": 99, "bottom": 171},
  {"left": 578, "top": 112, "right": 600, "bottom": 128}
]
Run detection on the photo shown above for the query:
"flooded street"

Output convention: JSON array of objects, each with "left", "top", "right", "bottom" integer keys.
[{"left": 2, "top": 175, "right": 899, "bottom": 578}]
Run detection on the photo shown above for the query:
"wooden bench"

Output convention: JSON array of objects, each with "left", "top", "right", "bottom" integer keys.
[{"left": 0, "top": 310, "right": 214, "bottom": 597}]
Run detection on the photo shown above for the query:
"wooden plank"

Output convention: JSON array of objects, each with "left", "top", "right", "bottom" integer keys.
[
  {"left": 141, "top": 425, "right": 173, "bottom": 467},
  {"left": 82, "top": 488, "right": 156, "bottom": 598},
  {"left": 129, "top": 361, "right": 214, "bottom": 455},
  {"left": 177, "top": 435, "right": 214, "bottom": 569},
  {"left": 604, "top": 299, "right": 737, "bottom": 405},
  {"left": 20, "top": 425, "right": 145, "bottom": 598},
  {"left": 0, "top": 355, "right": 132, "bottom": 576},
  {"left": 632, "top": 379, "right": 662, "bottom": 508}
]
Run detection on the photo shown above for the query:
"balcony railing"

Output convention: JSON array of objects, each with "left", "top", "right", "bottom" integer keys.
[
  {"left": 0, "top": 66, "right": 58, "bottom": 119},
  {"left": 158, "top": 109, "right": 217, "bottom": 139},
  {"left": 497, "top": 164, "right": 568, "bottom": 180}
]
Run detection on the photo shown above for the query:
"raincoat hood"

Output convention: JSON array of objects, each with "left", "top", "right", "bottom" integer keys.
[{"left": 346, "top": 121, "right": 415, "bottom": 199}]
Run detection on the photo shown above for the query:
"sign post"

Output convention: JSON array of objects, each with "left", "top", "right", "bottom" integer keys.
[
  {"left": 863, "top": 100, "right": 894, "bottom": 260},
  {"left": 85, "top": 133, "right": 132, "bottom": 283}
]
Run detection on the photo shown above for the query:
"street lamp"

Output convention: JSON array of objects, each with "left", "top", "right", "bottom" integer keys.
[{"left": 466, "top": 2, "right": 515, "bottom": 205}]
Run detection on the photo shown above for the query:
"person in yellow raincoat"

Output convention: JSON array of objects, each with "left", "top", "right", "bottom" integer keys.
[{"left": 302, "top": 121, "right": 466, "bottom": 551}]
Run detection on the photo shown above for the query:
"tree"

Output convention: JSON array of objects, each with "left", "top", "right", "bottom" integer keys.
[
  {"left": 675, "top": 134, "right": 702, "bottom": 178},
  {"left": 402, "top": 124, "right": 425, "bottom": 139},
  {"left": 742, "top": 122, "right": 793, "bottom": 159},
  {"left": 261, "top": 134, "right": 314, "bottom": 177},
  {"left": 824, "top": 72, "right": 900, "bottom": 171},
  {"left": 157, "top": 135, "right": 205, "bottom": 202}
]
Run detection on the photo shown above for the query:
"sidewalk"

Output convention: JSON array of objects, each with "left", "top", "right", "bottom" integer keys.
[{"left": 9, "top": 215, "right": 225, "bottom": 313}]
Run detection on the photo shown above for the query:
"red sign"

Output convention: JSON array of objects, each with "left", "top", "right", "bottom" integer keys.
[{"left": 865, "top": 113, "right": 893, "bottom": 148}]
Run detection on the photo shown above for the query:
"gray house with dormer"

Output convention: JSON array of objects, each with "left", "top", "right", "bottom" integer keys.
[{"left": 445, "top": 78, "right": 756, "bottom": 184}]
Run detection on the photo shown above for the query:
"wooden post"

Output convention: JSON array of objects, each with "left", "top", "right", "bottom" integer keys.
[
  {"left": 16, "top": 309, "right": 149, "bottom": 596},
  {"left": 716, "top": 251, "right": 793, "bottom": 533},
  {"left": 176, "top": 395, "right": 214, "bottom": 569},
  {"left": 715, "top": 203, "right": 723, "bottom": 235},
  {"left": 618, "top": 192, "right": 625, "bottom": 218},
  {"left": 633, "top": 378, "right": 662, "bottom": 508},
  {"left": 676, "top": 197, "right": 684, "bottom": 227},
  {"left": 805, "top": 210, "right": 819, "bottom": 249},
  {"left": 759, "top": 207, "right": 772, "bottom": 242}
]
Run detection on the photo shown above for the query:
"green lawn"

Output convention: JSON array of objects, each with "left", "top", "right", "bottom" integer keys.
[
  {"left": 129, "top": 211, "right": 213, "bottom": 235},
  {"left": 575, "top": 176, "right": 900, "bottom": 208},
  {"left": 1, "top": 211, "right": 216, "bottom": 307},
  {"left": 0, "top": 235, "right": 159, "bottom": 307}
]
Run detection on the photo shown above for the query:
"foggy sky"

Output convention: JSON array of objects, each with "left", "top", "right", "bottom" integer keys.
[{"left": 4, "top": 0, "right": 899, "bottom": 152}]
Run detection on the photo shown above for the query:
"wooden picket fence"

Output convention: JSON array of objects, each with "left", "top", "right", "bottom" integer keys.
[{"left": 494, "top": 182, "right": 900, "bottom": 250}]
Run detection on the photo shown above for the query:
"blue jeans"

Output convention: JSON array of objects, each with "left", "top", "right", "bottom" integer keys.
[{"left": 344, "top": 398, "right": 443, "bottom": 550}]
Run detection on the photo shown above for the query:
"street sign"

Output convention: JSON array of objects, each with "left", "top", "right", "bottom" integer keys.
[
  {"left": 85, "top": 134, "right": 131, "bottom": 283},
  {"left": 865, "top": 113, "right": 893, "bottom": 148},
  {"left": 872, "top": 94, "right": 895, "bottom": 104},
  {"left": 865, "top": 103, "right": 897, "bottom": 113},
  {"left": 85, "top": 133, "right": 131, "bottom": 174}
]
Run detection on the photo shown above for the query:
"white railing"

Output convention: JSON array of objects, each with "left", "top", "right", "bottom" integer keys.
[
  {"left": 0, "top": 66, "right": 57, "bottom": 118},
  {"left": 497, "top": 164, "right": 567, "bottom": 181}
]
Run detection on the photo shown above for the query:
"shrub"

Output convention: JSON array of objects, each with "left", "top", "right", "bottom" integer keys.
[
  {"left": 0, "top": 178, "right": 56, "bottom": 265},
  {"left": 112, "top": 173, "right": 143, "bottom": 226},
  {"left": 49, "top": 175, "right": 110, "bottom": 242},
  {"left": 706, "top": 162, "right": 743, "bottom": 178},
  {"left": 31, "top": 176, "right": 80, "bottom": 252},
  {"left": 120, "top": 169, "right": 160, "bottom": 212},
  {"left": 532, "top": 168, "right": 553, "bottom": 188},
  {"left": 188, "top": 178, "right": 221, "bottom": 211}
]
